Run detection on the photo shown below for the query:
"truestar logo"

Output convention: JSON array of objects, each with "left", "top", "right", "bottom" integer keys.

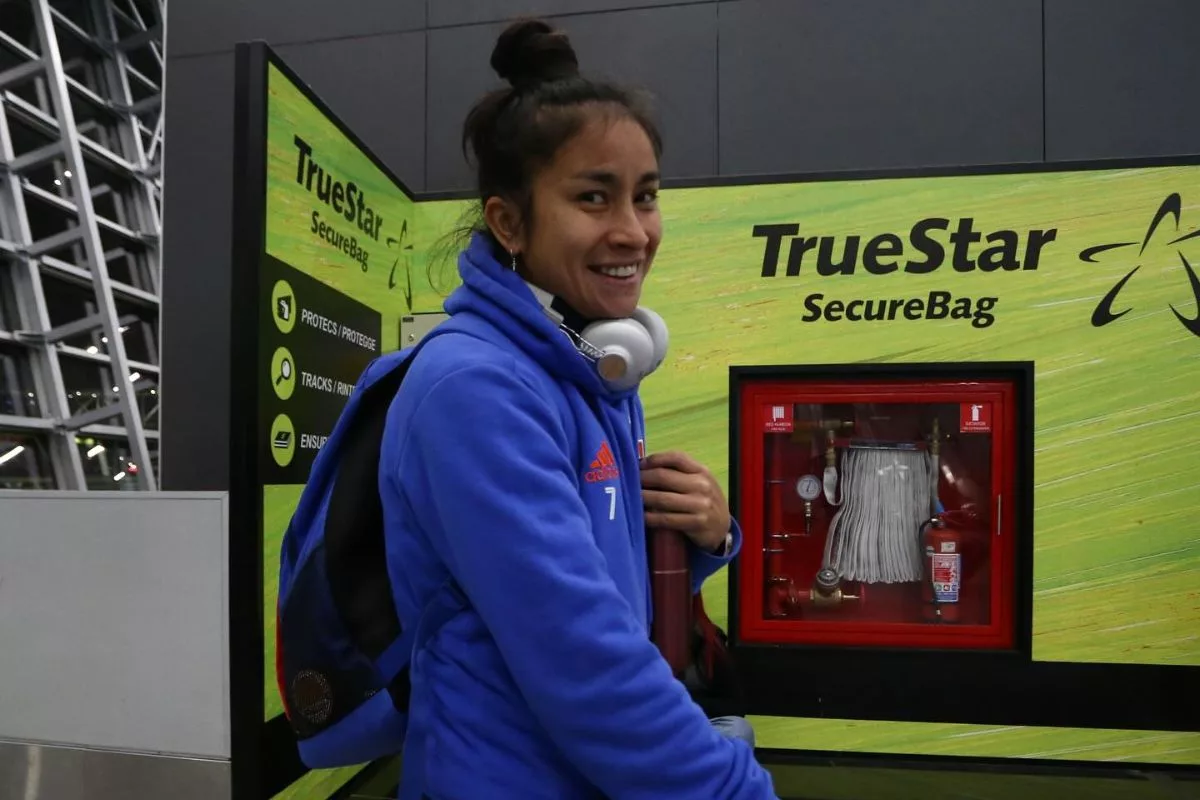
[{"left": 1081, "top": 193, "right": 1200, "bottom": 337}]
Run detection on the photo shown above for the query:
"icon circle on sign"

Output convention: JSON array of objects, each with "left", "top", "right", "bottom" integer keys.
[
  {"left": 272, "top": 279, "right": 296, "bottom": 334},
  {"left": 272, "top": 346, "right": 297, "bottom": 400},
  {"left": 270, "top": 413, "right": 296, "bottom": 467}
]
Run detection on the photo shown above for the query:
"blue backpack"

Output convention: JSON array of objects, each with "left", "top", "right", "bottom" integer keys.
[{"left": 274, "top": 328, "right": 453, "bottom": 769}]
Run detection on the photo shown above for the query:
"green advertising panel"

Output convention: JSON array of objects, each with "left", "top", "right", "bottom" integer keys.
[{"left": 244, "top": 49, "right": 1197, "bottom": 800}]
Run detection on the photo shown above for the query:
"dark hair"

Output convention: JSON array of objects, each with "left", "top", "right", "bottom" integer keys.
[{"left": 429, "top": 19, "right": 663, "bottom": 288}]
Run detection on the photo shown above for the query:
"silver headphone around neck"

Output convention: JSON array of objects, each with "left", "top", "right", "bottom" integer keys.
[{"left": 523, "top": 281, "right": 669, "bottom": 392}]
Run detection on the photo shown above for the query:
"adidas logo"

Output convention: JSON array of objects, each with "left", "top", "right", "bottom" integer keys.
[{"left": 585, "top": 441, "right": 620, "bottom": 484}]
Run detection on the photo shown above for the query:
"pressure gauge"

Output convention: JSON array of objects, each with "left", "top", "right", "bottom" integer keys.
[{"left": 796, "top": 474, "right": 822, "bottom": 501}]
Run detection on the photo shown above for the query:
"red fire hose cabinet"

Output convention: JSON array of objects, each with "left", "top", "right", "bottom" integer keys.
[{"left": 730, "top": 364, "right": 1028, "bottom": 653}]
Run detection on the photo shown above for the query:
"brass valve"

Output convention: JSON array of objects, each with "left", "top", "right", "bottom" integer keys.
[{"left": 807, "top": 567, "right": 860, "bottom": 608}]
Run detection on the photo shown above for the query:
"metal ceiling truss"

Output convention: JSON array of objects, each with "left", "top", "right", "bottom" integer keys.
[{"left": 0, "top": 0, "right": 163, "bottom": 489}]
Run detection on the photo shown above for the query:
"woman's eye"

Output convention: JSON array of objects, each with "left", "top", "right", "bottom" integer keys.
[
  {"left": 638, "top": 190, "right": 659, "bottom": 205},
  {"left": 579, "top": 191, "right": 605, "bottom": 204}
]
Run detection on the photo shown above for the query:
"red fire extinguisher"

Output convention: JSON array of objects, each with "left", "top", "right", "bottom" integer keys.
[
  {"left": 648, "top": 527, "right": 692, "bottom": 676},
  {"left": 920, "top": 515, "right": 963, "bottom": 623}
]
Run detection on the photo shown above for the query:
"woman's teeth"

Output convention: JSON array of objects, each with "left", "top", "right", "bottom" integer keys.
[{"left": 597, "top": 264, "right": 638, "bottom": 278}]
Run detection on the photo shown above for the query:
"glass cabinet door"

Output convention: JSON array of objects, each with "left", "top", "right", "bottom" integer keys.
[{"left": 735, "top": 376, "right": 1019, "bottom": 651}]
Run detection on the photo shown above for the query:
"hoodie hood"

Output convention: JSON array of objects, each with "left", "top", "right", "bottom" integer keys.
[{"left": 443, "top": 232, "right": 637, "bottom": 401}]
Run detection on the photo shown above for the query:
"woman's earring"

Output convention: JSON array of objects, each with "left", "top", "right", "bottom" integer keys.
[{"left": 509, "top": 250, "right": 518, "bottom": 271}]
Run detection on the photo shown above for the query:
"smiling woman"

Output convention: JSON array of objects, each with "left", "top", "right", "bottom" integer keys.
[
  {"left": 361, "top": 16, "right": 779, "bottom": 800},
  {"left": 460, "top": 20, "right": 664, "bottom": 322},
  {"left": 493, "top": 118, "right": 663, "bottom": 320}
]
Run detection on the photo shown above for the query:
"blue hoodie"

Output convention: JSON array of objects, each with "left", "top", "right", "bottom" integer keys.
[{"left": 378, "top": 233, "right": 778, "bottom": 799}]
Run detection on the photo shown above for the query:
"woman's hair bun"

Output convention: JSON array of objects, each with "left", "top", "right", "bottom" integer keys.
[{"left": 490, "top": 19, "right": 580, "bottom": 91}]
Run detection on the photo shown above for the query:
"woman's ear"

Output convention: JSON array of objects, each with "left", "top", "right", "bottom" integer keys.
[{"left": 483, "top": 196, "right": 525, "bottom": 254}]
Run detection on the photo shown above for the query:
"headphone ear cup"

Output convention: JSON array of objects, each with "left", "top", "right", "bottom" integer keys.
[
  {"left": 580, "top": 318, "right": 656, "bottom": 392},
  {"left": 630, "top": 307, "right": 669, "bottom": 371}
]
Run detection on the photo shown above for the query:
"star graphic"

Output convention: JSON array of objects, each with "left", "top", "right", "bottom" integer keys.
[
  {"left": 386, "top": 218, "right": 415, "bottom": 312},
  {"left": 1079, "top": 193, "right": 1200, "bottom": 337}
]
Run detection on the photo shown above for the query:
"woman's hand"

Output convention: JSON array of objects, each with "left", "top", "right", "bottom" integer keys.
[{"left": 640, "top": 450, "right": 731, "bottom": 552}]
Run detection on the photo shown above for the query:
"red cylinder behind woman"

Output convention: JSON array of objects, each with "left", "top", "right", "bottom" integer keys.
[{"left": 649, "top": 527, "right": 692, "bottom": 676}]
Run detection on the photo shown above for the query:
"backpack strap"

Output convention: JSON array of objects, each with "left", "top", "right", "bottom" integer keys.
[
  {"left": 366, "top": 316, "right": 509, "bottom": 686},
  {"left": 322, "top": 316, "right": 477, "bottom": 656},
  {"left": 331, "top": 319, "right": 483, "bottom": 690},
  {"left": 354, "top": 314, "right": 521, "bottom": 695},
  {"left": 324, "top": 354, "right": 419, "bottom": 663},
  {"left": 319, "top": 326, "right": 456, "bottom": 706}
]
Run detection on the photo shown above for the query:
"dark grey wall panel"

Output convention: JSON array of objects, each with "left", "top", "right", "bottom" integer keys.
[
  {"left": 276, "top": 32, "right": 427, "bottom": 192},
  {"left": 160, "top": 52, "right": 236, "bottom": 490},
  {"left": 426, "top": 4, "right": 718, "bottom": 193},
  {"left": 165, "top": 0, "right": 425, "bottom": 58},
  {"left": 1045, "top": 0, "right": 1200, "bottom": 162},
  {"left": 429, "top": 0, "right": 712, "bottom": 28},
  {"left": 718, "top": 0, "right": 1043, "bottom": 175}
]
